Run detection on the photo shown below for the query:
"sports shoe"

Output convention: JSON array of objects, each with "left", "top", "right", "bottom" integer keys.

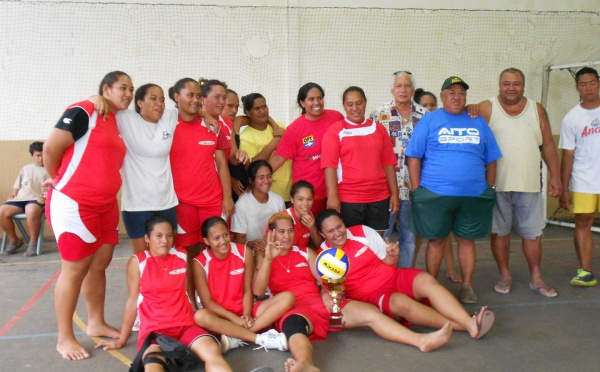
[
  {"left": 221, "top": 334, "right": 248, "bottom": 353},
  {"left": 23, "top": 244, "right": 37, "bottom": 257},
  {"left": 3, "top": 240, "right": 23, "bottom": 255},
  {"left": 254, "top": 329, "right": 288, "bottom": 351},
  {"left": 570, "top": 268, "right": 598, "bottom": 287}
]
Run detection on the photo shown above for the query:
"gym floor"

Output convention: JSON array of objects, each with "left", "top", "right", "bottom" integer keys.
[{"left": 1, "top": 224, "right": 599, "bottom": 371}]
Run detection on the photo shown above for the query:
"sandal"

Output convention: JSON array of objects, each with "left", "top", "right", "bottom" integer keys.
[
  {"left": 459, "top": 284, "right": 478, "bottom": 304},
  {"left": 474, "top": 306, "right": 495, "bottom": 339},
  {"left": 3, "top": 240, "right": 24, "bottom": 255}
]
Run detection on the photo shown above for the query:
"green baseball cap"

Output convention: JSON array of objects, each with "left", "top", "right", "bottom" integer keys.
[{"left": 441, "top": 76, "right": 470, "bottom": 91}]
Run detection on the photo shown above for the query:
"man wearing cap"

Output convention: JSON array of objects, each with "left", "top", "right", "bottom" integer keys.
[
  {"left": 476, "top": 68, "right": 560, "bottom": 297},
  {"left": 370, "top": 71, "right": 428, "bottom": 268},
  {"left": 405, "top": 76, "right": 502, "bottom": 304}
]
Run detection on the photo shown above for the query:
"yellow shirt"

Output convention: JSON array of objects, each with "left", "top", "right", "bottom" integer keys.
[{"left": 240, "top": 123, "right": 292, "bottom": 201}]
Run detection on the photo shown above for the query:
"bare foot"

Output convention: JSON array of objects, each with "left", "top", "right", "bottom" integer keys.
[
  {"left": 57, "top": 338, "right": 90, "bottom": 360},
  {"left": 86, "top": 322, "right": 120, "bottom": 339},
  {"left": 446, "top": 271, "right": 463, "bottom": 283},
  {"left": 418, "top": 322, "right": 452, "bottom": 352},
  {"left": 285, "top": 358, "right": 321, "bottom": 372}
]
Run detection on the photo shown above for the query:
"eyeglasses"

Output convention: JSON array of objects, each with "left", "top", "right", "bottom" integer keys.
[{"left": 393, "top": 71, "right": 412, "bottom": 76}]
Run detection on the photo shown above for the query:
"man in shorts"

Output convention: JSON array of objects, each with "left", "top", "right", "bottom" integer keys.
[
  {"left": 476, "top": 68, "right": 560, "bottom": 297},
  {"left": 406, "top": 76, "right": 502, "bottom": 304},
  {"left": 559, "top": 66, "right": 600, "bottom": 287}
]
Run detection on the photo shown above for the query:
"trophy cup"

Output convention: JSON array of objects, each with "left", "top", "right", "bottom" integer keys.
[{"left": 316, "top": 248, "right": 349, "bottom": 328}]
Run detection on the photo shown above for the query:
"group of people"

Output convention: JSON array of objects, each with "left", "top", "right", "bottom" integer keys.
[{"left": 4, "top": 65, "right": 595, "bottom": 370}]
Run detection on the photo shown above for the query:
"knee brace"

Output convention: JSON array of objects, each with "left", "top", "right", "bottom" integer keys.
[{"left": 282, "top": 314, "right": 310, "bottom": 339}]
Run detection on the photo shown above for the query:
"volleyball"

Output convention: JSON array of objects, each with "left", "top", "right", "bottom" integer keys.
[{"left": 316, "top": 248, "right": 349, "bottom": 280}]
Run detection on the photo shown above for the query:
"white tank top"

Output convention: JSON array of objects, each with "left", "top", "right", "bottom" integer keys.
[{"left": 489, "top": 96, "right": 542, "bottom": 192}]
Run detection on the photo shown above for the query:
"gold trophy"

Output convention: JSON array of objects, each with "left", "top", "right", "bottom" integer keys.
[{"left": 316, "top": 248, "right": 349, "bottom": 329}]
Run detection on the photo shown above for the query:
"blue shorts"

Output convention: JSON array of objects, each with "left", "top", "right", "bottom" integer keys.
[
  {"left": 5, "top": 200, "right": 45, "bottom": 210},
  {"left": 121, "top": 208, "right": 178, "bottom": 239}
]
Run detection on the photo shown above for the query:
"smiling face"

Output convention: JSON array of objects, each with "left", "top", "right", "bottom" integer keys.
[
  {"left": 144, "top": 222, "right": 174, "bottom": 256},
  {"left": 291, "top": 187, "right": 314, "bottom": 217},
  {"left": 271, "top": 218, "right": 295, "bottom": 251},
  {"left": 224, "top": 91, "right": 240, "bottom": 121},
  {"left": 300, "top": 87, "right": 325, "bottom": 120},
  {"left": 174, "top": 81, "right": 202, "bottom": 120},
  {"left": 250, "top": 165, "right": 273, "bottom": 196},
  {"left": 319, "top": 215, "right": 347, "bottom": 248},
  {"left": 203, "top": 221, "right": 231, "bottom": 259},
  {"left": 247, "top": 97, "right": 269, "bottom": 125},
  {"left": 203, "top": 84, "right": 227, "bottom": 118},
  {"left": 103, "top": 74, "right": 133, "bottom": 112},
  {"left": 391, "top": 74, "right": 415, "bottom": 105},
  {"left": 498, "top": 71, "right": 525, "bottom": 105},
  {"left": 138, "top": 86, "right": 165, "bottom": 123},
  {"left": 343, "top": 90, "right": 367, "bottom": 123},
  {"left": 440, "top": 84, "right": 467, "bottom": 114}
]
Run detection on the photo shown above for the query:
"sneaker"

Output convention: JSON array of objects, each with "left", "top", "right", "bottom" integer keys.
[
  {"left": 3, "top": 240, "right": 23, "bottom": 255},
  {"left": 254, "top": 329, "right": 288, "bottom": 351},
  {"left": 23, "top": 244, "right": 37, "bottom": 257},
  {"left": 459, "top": 284, "right": 478, "bottom": 304},
  {"left": 221, "top": 334, "right": 248, "bottom": 353},
  {"left": 570, "top": 269, "right": 598, "bottom": 287}
]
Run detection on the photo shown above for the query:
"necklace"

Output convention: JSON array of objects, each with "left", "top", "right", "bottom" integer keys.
[
  {"left": 153, "top": 254, "right": 169, "bottom": 271},
  {"left": 277, "top": 253, "right": 293, "bottom": 273}
]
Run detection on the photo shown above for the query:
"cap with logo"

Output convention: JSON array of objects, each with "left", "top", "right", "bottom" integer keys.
[{"left": 441, "top": 76, "right": 470, "bottom": 91}]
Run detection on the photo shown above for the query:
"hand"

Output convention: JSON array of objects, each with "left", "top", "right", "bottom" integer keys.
[
  {"left": 327, "top": 195, "right": 341, "bottom": 212},
  {"left": 203, "top": 114, "right": 220, "bottom": 134},
  {"left": 231, "top": 178, "right": 245, "bottom": 196},
  {"left": 559, "top": 190, "right": 572, "bottom": 210},
  {"left": 548, "top": 176, "right": 562, "bottom": 198},
  {"left": 41, "top": 178, "right": 53, "bottom": 199},
  {"left": 90, "top": 95, "right": 109, "bottom": 121},
  {"left": 320, "top": 287, "right": 334, "bottom": 312},
  {"left": 241, "top": 315, "right": 255, "bottom": 329},
  {"left": 466, "top": 104, "right": 480, "bottom": 118},
  {"left": 385, "top": 238, "right": 399, "bottom": 258},
  {"left": 300, "top": 212, "right": 316, "bottom": 230},
  {"left": 389, "top": 195, "right": 400, "bottom": 216},
  {"left": 272, "top": 126, "right": 284, "bottom": 138},
  {"left": 233, "top": 315, "right": 248, "bottom": 328},
  {"left": 253, "top": 238, "right": 268, "bottom": 253},
  {"left": 264, "top": 231, "right": 283, "bottom": 260},
  {"left": 95, "top": 339, "right": 125, "bottom": 350},
  {"left": 222, "top": 197, "right": 235, "bottom": 219},
  {"left": 234, "top": 150, "right": 252, "bottom": 165}
]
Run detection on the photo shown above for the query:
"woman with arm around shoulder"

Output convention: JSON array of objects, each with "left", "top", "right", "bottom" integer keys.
[
  {"left": 269, "top": 83, "right": 344, "bottom": 216},
  {"left": 44, "top": 71, "right": 131, "bottom": 360},
  {"left": 96, "top": 215, "right": 232, "bottom": 371},
  {"left": 231, "top": 160, "right": 285, "bottom": 253},
  {"left": 168, "top": 78, "right": 234, "bottom": 253},
  {"left": 321, "top": 86, "right": 400, "bottom": 235}
]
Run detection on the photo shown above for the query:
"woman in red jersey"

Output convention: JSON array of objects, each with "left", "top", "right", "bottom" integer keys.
[
  {"left": 284, "top": 180, "right": 323, "bottom": 249},
  {"left": 44, "top": 71, "right": 131, "bottom": 360},
  {"left": 269, "top": 83, "right": 344, "bottom": 216}
]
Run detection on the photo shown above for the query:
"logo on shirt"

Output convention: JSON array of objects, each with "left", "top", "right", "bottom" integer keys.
[
  {"left": 355, "top": 246, "right": 368, "bottom": 257},
  {"left": 295, "top": 262, "right": 308, "bottom": 268},
  {"left": 305, "top": 154, "right": 321, "bottom": 161},
  {"left": 581, "top": 118, "right": 600, "bottom": 137},
  {"left": 169, "top": 268, "right": 186, "bottom": 275},
  {"left": 162, "top": 131, "right": 172, "bottom": 140},
  {"left": 303, "top": 135, "right": 315, "bottom": 148},
  {"left": 437, "top": 128, "right": 480, "bottom": 144},
  {"left": 199, "top": 141, "right": 216, "bottom": 146},
  {"left": 63, "top": 118, "right": 72, "bottom": 125},
  {"left": 230, "top": 268, "right": 245, "bottom": 275}
]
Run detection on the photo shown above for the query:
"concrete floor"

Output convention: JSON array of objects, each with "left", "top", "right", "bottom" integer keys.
[{"left": 1, "top": 224, "right": 600, "bottom": 372}]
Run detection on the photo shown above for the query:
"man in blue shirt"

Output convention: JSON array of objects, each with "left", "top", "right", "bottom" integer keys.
[{"left": 406, "top": 76, "right": 502, "bottom": 304}]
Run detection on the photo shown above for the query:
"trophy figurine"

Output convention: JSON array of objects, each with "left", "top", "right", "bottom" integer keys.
[{"left": 315, "top": 248, "right": 350, "bottom": 328}]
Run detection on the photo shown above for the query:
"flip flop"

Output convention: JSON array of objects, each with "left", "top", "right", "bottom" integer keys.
[
  {"left": 494, "top": 283, "right": 511, "bottom": 294},
  {"left": 529, "top": 284, "right": 558, "bottom": 298},
  {"left": 474, "top": 306, "right": 494, "bottom": 340}
]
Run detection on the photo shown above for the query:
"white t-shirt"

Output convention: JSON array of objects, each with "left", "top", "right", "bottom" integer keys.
[
  {"left": 558, "top": 104, "right": 600, "bottom": 193},
  {"left": 116, "top": 108, "right": 179, "bottom": 211},
  {"left": 230, "top": 191, "right": 285, "bottom": 241},
  {"left": 11, "top": 163, "right": 49, "bottom": 202}
]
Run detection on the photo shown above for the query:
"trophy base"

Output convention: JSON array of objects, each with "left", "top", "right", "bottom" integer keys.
[{"left": 329, "top": 314, "right": 344, "bottom": 328}]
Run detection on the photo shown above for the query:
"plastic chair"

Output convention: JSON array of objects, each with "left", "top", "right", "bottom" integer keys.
[{"left": 1, "top": 213, "right": 46, "bottom": 256}]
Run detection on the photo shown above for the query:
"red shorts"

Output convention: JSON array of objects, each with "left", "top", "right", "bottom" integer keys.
[
  {"left": 176, "top": 201, "right": 223, "bottom": 246},
  {"left": 359, "top": 268, "right": 424, "bottom": 318},
  {"left": 46, "top": 189, "right": 119, "bottom": 261},
  {"left": 276, "top": 294, "right": 349, "bottom": 341},
  {"left": 138, "top": 324, "right": 216, "bottom": 351}
]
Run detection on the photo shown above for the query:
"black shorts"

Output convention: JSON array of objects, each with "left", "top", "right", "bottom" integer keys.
[{"left": 340, "top": 198, "right": 390, "bottom": 231}]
